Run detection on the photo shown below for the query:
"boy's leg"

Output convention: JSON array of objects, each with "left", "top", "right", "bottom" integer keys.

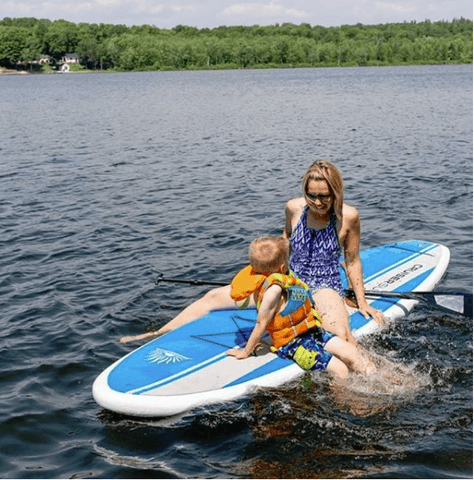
[
  {"left": 324, "top": 335, "right": 376, "bottom": 375},
  {"left": 326, "top": 356, "right": 349, "bottom": 379}
]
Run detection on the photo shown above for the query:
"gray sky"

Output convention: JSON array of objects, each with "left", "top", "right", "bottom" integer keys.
[{"left": 2, "top": 0, "right": 472, "bottom": 29}]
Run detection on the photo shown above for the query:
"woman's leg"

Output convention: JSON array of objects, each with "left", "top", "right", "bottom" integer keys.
[
  {"left": 312, "top": 288, "right": 356, "bottom": 344},
  {"left": 120, "top": 285, "right": 242, "bottom": 343},
  {"left": 324, "top": 335, "right": 376, "bottom": 375}
]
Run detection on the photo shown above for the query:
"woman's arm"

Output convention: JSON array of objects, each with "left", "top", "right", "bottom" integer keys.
[
  {"left": 282, "top": 198, "right": 304, "bottom": 239},
  {"left": 283, "top": 201, "right": 293, "bottom": 238},
  {"left": 343, "top": 207, "right": 385, "bottom": 323}
]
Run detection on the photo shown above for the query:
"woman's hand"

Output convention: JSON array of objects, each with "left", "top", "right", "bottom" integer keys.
[{"left": 358, "top": 302, "right": 386, "bottom": 326}]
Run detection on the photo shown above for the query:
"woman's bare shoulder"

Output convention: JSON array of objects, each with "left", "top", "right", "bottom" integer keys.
[
  {"left": 342, "top": 203, "right": 359, "bottom": 221},
  {"left": 285, "top": 197, "right": 306, "bottom": 214}
]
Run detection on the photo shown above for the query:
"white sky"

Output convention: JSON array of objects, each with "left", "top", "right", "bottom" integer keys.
[{"left": 2, "top": 0, "right": 472, "bottom": 29}]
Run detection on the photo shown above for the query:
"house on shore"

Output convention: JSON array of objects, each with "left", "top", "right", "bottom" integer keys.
[
  {"left": 9, "top": 53, "right": 81, "bottom": 73},
  {"left": 37, "top": 55, "right": 53, "bottom": 64},
  {"left": 61, "top": 53, "right": 80, "bottom": 64}
]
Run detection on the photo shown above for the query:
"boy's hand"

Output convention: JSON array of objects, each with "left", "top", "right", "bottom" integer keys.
[{"left": 226, "top": 348, "right": 250, "bottom": 360}]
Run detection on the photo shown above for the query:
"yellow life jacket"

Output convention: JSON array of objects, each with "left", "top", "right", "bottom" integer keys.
[{"left": 230, "top": 266, "right": 322, "bottom": 349}]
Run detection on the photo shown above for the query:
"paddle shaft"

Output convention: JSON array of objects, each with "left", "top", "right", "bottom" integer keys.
[
  {"left": 156, "top": 275, "right": 469, "bottom": 298},
  {"left": 351, "top": 289, "right": 470, "bottom": 299},
  {"left": 155, "top": 275, "right": 472, "bottom": 317},
  {"left": 155, "top": 274, "right": 227, "bottom": 287}
]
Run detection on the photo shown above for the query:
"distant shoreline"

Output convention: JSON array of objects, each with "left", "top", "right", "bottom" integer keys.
[
  {"left": 0, "top": 63, "right": 472, "bottom": 77},
  {"left": 0, "top": 69, "right": 28, "bottom": 75},
  {"left": 1, "top": 62, "right": 471, "bottom": 76}
]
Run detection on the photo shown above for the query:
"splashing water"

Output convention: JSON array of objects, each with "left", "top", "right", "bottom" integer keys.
[{"left": 326, "top": 348, "right": 433, "bottom": 417}]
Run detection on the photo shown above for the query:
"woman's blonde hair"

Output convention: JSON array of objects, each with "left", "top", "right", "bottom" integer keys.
[
  {"left": 248, "top": 236, "right": 290, "bottom": 274},
  {"left": 302, "top": 160, "right": 344, "bottom": 224}
]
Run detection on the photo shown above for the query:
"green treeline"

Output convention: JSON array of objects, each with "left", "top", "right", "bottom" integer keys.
[{"left": 0, "top": 17, "right": 472, "bottom": 71}]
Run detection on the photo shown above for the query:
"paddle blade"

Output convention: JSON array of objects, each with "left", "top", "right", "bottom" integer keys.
[
  {"left": 431, "top": 293, "right": 473, "bottom": 318},
  {"left": 360, "top": 289, "right": 473, "bottom": 318}
]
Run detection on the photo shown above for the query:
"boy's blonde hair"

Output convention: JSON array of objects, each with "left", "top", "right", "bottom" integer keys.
[{"left": 248, "top": 236, "right": 290, "bottom": 274}]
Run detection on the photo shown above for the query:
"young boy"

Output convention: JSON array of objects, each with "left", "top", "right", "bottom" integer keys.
[{"left": 226, "top": 236, "right": 375, "bottom": 379}]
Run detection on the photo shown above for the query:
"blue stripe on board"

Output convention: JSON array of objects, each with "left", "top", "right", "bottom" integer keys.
[
  {"left": 129, "top": 330, "right": 275, "bottom": 395},
  {"left": 392, "top": 268, "right": 434, "bottom": 294},
  {"left": 224, "top": 355, "right": 292, "bottom": 388},
  {"left": 108, "top": 338, "right": 228, "bottom": 393},
  {"left": 128, "top": 352, "right": 228, "bottom": 395},
  {"left": 340, "top": 241, "right": 437, "bottom": 289},
  {"left": 129, "top": 328, "right": 271, "bottom": 394},
  {"left": 362, "top": 242, "right": 437, "bottom": 285}
]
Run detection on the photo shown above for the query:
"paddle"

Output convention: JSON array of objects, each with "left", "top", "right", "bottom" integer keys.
[
  {"left": 155, "top": 274, "right": 472, "bottom": 318},
  {"left": 155, "top": 274, "right": 228, "bottom": 287},
  {"left": 347, "top": 289, "right": 473, "bottom": 319}
]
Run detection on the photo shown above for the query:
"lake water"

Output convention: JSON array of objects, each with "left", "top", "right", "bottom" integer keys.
[{"left": 0, "top": 65, "right": 472, "bottom": 478}]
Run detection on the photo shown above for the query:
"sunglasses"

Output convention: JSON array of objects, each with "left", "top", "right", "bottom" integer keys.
[{"left": 306, "top": 192, "right": 332, "bottom": 202}]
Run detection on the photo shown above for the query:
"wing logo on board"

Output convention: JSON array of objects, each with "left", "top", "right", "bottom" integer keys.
[{"left": 146, "top": 347, "right": 191, "bottom": 365}]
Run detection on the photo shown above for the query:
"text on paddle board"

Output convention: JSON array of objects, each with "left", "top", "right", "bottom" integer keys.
[{"left": 375, "top": 264, "right": 423, "bottom": 289}]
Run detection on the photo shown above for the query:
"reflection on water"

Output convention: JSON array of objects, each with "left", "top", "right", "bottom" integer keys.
[{"left": 93, "top": 444, "right": 182, "bottom": 476}]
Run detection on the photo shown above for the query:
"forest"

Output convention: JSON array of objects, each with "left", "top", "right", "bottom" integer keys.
[{"left": 0, "top": 17, "right": 472, "bottom": 72}]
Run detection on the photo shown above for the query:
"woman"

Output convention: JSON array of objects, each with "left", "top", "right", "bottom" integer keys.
[
  {"left": 120, "top": 160, "right": 384, "bottom": 344},
  {"left": 283, "top": 160, "right": 384, "bottom": 343}
]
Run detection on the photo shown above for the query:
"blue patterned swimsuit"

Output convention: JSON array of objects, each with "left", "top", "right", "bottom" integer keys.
[{"left": 289, "top": 206, "right": 345, "bottom": 296}]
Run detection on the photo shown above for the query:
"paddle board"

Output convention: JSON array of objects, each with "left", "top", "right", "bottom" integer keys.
[{"left": 93, "top": 240, "right": 450, "bottom": 417}]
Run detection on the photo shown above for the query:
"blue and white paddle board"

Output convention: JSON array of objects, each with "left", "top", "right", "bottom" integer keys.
[{"left": 93, "top": 240, "right": 450, "bottom": 417}]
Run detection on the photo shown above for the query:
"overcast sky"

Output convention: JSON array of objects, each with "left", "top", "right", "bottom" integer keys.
[{"left": 3, "top": 0, "right": 472, "bottom": 29}]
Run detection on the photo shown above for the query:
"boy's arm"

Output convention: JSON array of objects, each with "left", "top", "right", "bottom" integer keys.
[{"left": 226, "top": 285, "right": 282, "bottom": 359}]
